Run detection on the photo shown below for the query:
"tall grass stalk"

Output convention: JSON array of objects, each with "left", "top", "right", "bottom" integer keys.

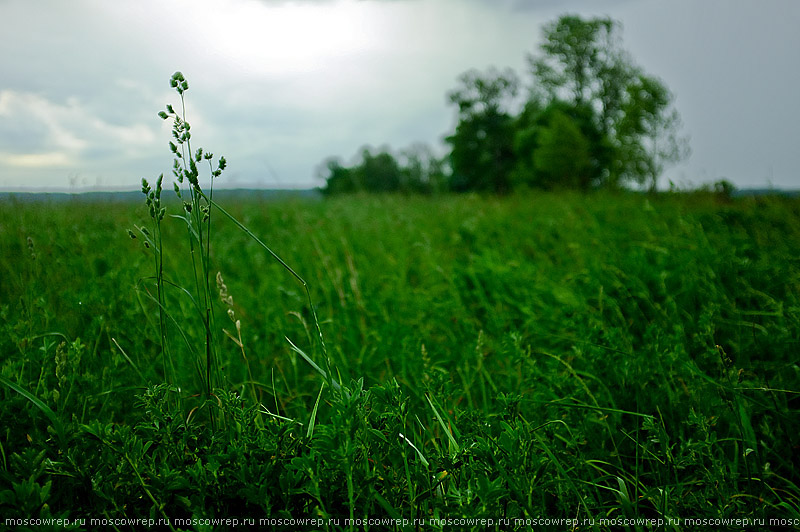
[
  {"left": 159, "top": 71, "right": 222, "bottom": 398},
  {"left": 137, "top": 174, "right": 174, "bottom": 392},
  {"left": 145, "top": 71, "right": 332, "bottom": 417}
]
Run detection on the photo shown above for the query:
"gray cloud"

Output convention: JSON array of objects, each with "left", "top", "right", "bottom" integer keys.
[{"left": 469, "top": 0, "right": 635, "bottom": 11}]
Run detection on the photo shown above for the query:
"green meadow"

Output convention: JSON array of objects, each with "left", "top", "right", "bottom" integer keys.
[{"left": 1, "top": 190, "right": 799, "bottom": 530}]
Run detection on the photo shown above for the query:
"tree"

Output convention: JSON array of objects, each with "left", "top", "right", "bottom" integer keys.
[
  {"left": 352, "top": 147, "right": 403, "bottom": 192},
  {"left": 399, "top": 143, "right": 448, "bottom": 194},
  {"left": 527, "top": 15, "right": 688, "bottom": 188},
  {"left": 318, "top": 144, "right": 445, "bottom": 195},
  {"left": 615, "top": 74, "right": 689, "bottom": 191},
  {"left": 445, "top": 68, "right": 519, "bottom": 193},
  {"left": 318, "top": 157, "right": 356, "bottom": 195},
  {"left": 512, "top": 99, "right": 611, "bottom": 189},
  {"left": 532, "top": 110, "right": 593, "bottom": 189}
]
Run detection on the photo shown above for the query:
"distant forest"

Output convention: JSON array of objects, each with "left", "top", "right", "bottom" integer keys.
[{"left": 319, "top": 14, "right": 692, "bottom": 195}]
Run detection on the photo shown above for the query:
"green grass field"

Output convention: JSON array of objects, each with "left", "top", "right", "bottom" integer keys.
[{"left": 1, "top": 191, "right": 799, "bottom": 530}]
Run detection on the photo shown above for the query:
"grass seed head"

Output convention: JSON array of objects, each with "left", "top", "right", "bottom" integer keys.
[
  {"left": 26, "top": 236, "right": 36, "bottom": 260},
  {"left": 55, "top": 341, "right": 67, "bottom": 389},
  {"left": 216, "top": 272, "right": 234, "bottom": 307}
]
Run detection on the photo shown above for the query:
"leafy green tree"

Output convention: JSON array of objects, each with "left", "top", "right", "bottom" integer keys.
[
  {"left": 318, "top": 144, "right": 445, "bottom": 195},
  {"left": 399, "top": 143, "right": 449, "bottom": 194},
  {"left": 527, "top": 14, "right": 688, "bottom": 188},
  {"left": 353, "top": 147, "right": 404, "bottom": 192},
  {"left": 529, "top": 15, "right": 638, "bottom": 136},
  {"left": 512, "top": 99, "right": 610, "bottom": 189},
  {"left": 445, "top": 68, "right": 519, "bottom": 193},
  {"left": 533, "top": 110, "right": 593, "bottom": 189},
  {"left": 318, "top": 157, "right": 356, "bottom": 195},
  {"left": 615, "top": 74, "right": 689, "bottom": 191}
]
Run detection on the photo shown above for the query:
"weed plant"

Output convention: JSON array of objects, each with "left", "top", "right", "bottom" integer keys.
[{"left": 0, "top": 74, "right": 799, "bottom": 530}]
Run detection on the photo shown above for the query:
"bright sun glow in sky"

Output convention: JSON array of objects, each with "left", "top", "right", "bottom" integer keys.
[
  {"left": 174, "top": 0, "right": 384, "bottom": 75},
  {"left": 1, "top": 0, "right": 799, "bottom": 191}
]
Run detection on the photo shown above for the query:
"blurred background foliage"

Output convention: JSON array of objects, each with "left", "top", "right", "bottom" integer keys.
[{"left": 319, "top": 15, "right": 690, "bottom": 196}]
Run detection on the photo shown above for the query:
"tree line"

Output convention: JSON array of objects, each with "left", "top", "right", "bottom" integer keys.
[{"left": 319, "top": 15, "right": 689, "bottom": 195}]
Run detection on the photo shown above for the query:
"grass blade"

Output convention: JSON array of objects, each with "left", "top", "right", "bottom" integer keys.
[
  {"left": 285, "top": 336, "right": 342, "bottom": 393},
  {"left": 399, "top": 432, "right": 429, "bottom": 468},
  {"left": 0, "top": 375, "right": 62, "bottom": 434},
  {"left": 307, "top": 382, "right": 325, "bottom": 439},
  {"left": 425, "top": 393, "right": 460, "bottom": 457},
  {"left": 259, "top": 404, "right": 302, "bottom": 426},
  {"left": 111, "top": 338, "right": 147, "bottom": 384}
]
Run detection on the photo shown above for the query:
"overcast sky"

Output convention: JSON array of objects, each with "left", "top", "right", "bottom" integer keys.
[{"left": 1, "top": 0, "right": 798, "bottom": 191}]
